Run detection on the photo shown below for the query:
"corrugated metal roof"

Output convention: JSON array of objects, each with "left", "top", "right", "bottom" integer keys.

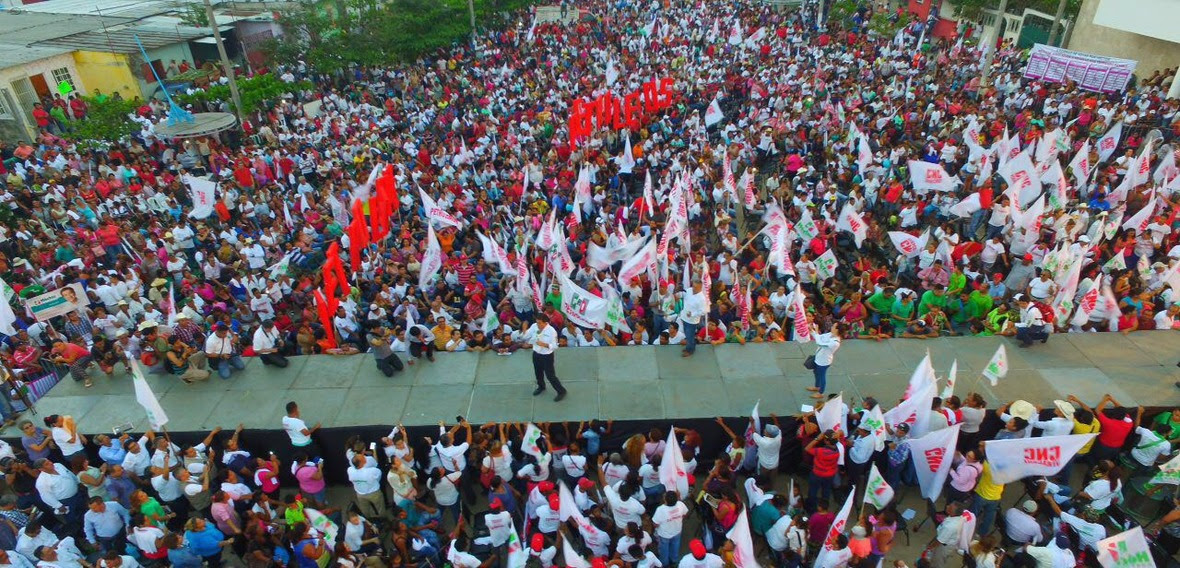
[
  {"left": 0, "top": 11, "right": 134, "bottom": 44},
  {"left": 11, "top": 0, "right": 178, "bottom": 17},
  {"left": 0, "top": 43, "right": 74, "bottom": 69},
  {"left": 36, "top": 24, "right": 215, "bottom": 54}
]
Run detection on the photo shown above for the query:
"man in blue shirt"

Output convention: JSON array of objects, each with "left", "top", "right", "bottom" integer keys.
[
  {"left": 95, "top": 434, "right": 128, "bottom": 466},
  {"left": 83, "top": 497, "right": 130, "bottom": 554}
]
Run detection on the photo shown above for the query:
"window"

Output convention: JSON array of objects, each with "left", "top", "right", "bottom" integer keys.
[
  {"left": 50, "top": 67, "right": 74, "bottom": 91},
  {"left": 0, "top": 91, "right": 12, "bottom": 120}
]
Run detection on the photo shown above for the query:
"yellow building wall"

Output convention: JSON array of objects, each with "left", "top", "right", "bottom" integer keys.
[{"left": 71, "top": 51, "right": 142, "bottom": 100}]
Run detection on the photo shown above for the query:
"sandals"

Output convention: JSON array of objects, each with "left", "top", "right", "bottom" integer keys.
[{"left": 84, "top": 380, "right": 93, "bottom": 388}]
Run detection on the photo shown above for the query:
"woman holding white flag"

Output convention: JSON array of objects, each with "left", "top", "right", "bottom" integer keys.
[{"left": 806, "top": 323, "right": 845, "bottom": 399}]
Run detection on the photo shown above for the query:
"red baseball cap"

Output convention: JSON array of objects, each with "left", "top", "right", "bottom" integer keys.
[
  {"left": 489, "top": 498, "right": 503, "bottom": 510},
  {"left": 548, "top": 494, "right": 560, "bottom": 511},
  {"left": 577, "top": 477, "right": 595, "bottom": 490},
  {"left": 689, "top": 539, "right": 706, "bottom": 559},
  {"left": 539, "top": 481, "right": 555, "bottom": 493},
  {"left": 531, "top": 533, "right": 545, "bottom": 553}
]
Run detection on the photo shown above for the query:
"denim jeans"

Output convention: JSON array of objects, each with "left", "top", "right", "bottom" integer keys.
[
  {"left": 971, "top": 495, "right": 1001, "bottom": 535},
  {"left": 215, "top": 354, "right": 246, "bottom": 379},
  {"left": 807, "top": 472, "right": 835, "bottom": 509},
  {"left": 813, "top": 364, "right": 830, "bottom": 393},
  {"left": 683, "top": 322, "right": 699, "bottom": 353},
  {"left": 657, "top": 534, "right": 681, "bottom": 567}
]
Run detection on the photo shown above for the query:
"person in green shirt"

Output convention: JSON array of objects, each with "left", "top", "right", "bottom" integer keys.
[
  {"left": 966, "top": 287, "right": 995, "bottom": 323},
  {"left": 947, "top": 266, "right": 968, "bottom": 297},
  {"left": 917, "top": 286, "right": 947, "bottom": 317},
  {"left": 750, "top": 494, "right": 787, "bottom": 537},
  {"left": 890, "top": 293, "right": 916, "bottom": 335},
  {"left": 1152, "top": 409, "right": 1180, "bottom": 444},
  {"left": 865, "top": 287, "right": 895, "bottom": 325},
  {"left": 54, "top": 243, "right": 77, "bottom": 263},
  {"left": 984, "top": 304, "right": 1012, "bottom": 335}
]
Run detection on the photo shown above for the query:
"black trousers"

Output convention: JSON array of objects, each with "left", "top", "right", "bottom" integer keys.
[
  {"left": 259, "top": 353, "right": 289, "bottom": 367},
  {"left": 376, "top": 354, "right": 404, "bottom": 376},
  {"left": 410, "top": 341, "right": 435, "bottom": 360},
  {"left": 532, "top": 352, "right": 565, "bottom": 392}
]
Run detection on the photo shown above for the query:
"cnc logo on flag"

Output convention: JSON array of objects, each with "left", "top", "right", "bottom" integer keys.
[
  {"left": 823, "top": 519, "right": 846, "bottom": 551},
  {"left": 847, "top": 217, "right": 863, "bottom": 233},
  {"left": 924, "top": 447, "right": 946, "bottom": 472},
  {"left": 1011, "top": 170, "right": 1032, "bottom": 190},
  {"left": 1008, "top": 147, "right": 1021, "bottom": 160},
  {"left": 1022, "top": 446, "right": 1061, "bottom": 468},
  {"left": 1104, "top": 539, "right": 1153, "bottom": 568},
  {"left": 899, "top": 240, "right": 917, "bottom": 255},
  {"left": 1101, "top": 137, "right": 1116, "bottom": 151},
  {"left": 925, "top": 169, "right": 943, "bottom": 184}
]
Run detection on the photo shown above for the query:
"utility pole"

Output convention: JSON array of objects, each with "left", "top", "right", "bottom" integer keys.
[
  {"left": 467, "top": 0, "right": 477, "bottom": 48},
  {"left": 978, "top": 0, "right": 1009, "bottom": 91},
  {"left": 1046, "top": 0, "right": 1068, "bottom": 46},
  {"left": 203, "top": 0, "right": 244, "bottom": 126}
]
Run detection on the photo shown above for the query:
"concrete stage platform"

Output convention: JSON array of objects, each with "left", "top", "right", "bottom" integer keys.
[{"left": 13, "top": 332, "right": 1180, "bottom": 435}]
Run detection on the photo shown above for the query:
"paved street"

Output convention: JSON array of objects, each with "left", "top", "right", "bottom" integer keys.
[{"left": 11, "top": 331, "right": 1180, "bottom": 435}]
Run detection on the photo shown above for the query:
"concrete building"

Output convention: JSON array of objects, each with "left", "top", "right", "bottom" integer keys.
[{"left": 1068, "top": 0, "right": 1180, "bottom": 95}]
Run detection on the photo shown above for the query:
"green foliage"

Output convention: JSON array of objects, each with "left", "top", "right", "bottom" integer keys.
[
  {"left": 175, "top": 73, "right": 313, "bottom": 114},
  {"left": 948, "top": 0, "right": 1081, "bottom": 21},
  {"left": 65, "top": 96, "right": 141, "bottom": 145},
  {"left": 178, "top": 3, "right": 209, "bottom": 28},
  {"left": 262, "top": 0, "right": 535, "bottom": 72}
]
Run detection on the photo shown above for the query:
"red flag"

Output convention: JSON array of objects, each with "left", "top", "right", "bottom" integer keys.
[
  {"left": 322, "top": 242, "right": 351, "bottom": 297},
  {"left": 314, "top": 289, "right": 338, "bottom": 349},
  {"left": 348, "top": 199, "right": 370, "bottom": 270},
  {"left": 371, "top": 164, "right": 396, "bottom": 240}
]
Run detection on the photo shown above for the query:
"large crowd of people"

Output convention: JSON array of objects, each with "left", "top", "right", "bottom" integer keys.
[{"left": 0, "top": 0, "right": 1179, "bottom": 564}]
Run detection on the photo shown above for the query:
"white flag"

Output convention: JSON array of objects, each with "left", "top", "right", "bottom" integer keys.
[
  {"left": 521, "top": 423, "right": 545, "bottom": 458},
  {"left": 791, "top": 284, "right": 811, "bottom": 343},
  {"left": 981, "top": 344, "right": 1008, "bottom": 386},
  {"left": 1122, "top": 193, "right": 1157, "bottom": 233},
  {"left": 727, "top": 20, "right": 743, "bottom": 45},
  {"left": 418, "top": 224, "right": 443, "bottom": 290},
  {"left": 863, "top": 463, "right": 895, "bottom": 509},
  {"left": 949, "top": 192, "right": 983, "bottom": 219},
  {"left": 130, "top": 360, "right": 169, "bottom": 430},
  {"left": 418, "top": 189, "right": 464, "bottom": 229},
  {"left": 704, "top": 96, "right": 724, "bottom": 127},
  {"left": 619, "top": 239, "right": 657, "bottom": 284},
  {"left": 907, "top": 161, "right": 959, "bottom": 193},
  {"left": 618, "top": 131, "right": 636, "bottom": 174},
  {"left": 185, "top": 177, "right": 218, "bottom": 220},
  {"left": 835, "top": 204, "right": 868, "bottom": 248},
  {"left": 482, "top": 301, "right": 500, "bottom": 335},
  {"left": 999, "top": 151, "right": 1043, "bottom": 208},
  {"left": 1097, "top": 527, "right": 1156, "bottom": 568},
  {"left": 884, "top": 381, "right": 935, "bottom": 438},
  {"left": 1097, "top": 121, "right": 1124, "bottom": 163},
  {"left": 815, "top": 393, "right": 844, "bottom": 435},
  {"left": 561, "top": 542, "right": 591, "bottom": 568},
  {"left": 814, "top": 486, "right": 856, "bottom": 568},
  {"left": 506, "top": 523, "right": 529, "bottom": 568},
  {"left": 166, "top": 284, "right": 178, "bottom": 327},
  {"left": 660, "top": 428, "right": 690, "bottom": 498},
  {"left": 0, "top": 278, "right": 17, "bottom": 336},
  {"left": 940, "top": 360, "right": 958, "bottom": 400},
  {"left": 905, "top": 353, "right": 937, "bottom": 400},
  {"left": 726, "top": 509, "right": 759, "bottom": 568},
  {"left": 643, "top": 168, "right": 655, "bottom": 213},
  {"left": 559, "top": 275, "right": 608, "bottom": 329},
  {"left": 888, "top": 230, "right": 929, "bottom": 258},
  {"left": 984, "top": 434, "right": 1099, "bottom": 484},
  {"left": 862, "top": 405, "right": 887, "bottom": 451},
  {"left": 814, "top": 249, "right": 839, "bottom": 281},
  {"left": 605, "top": 58, "right": 619, "bottom": 86},
  {"left": 907, "top": 424, "right": 961, "bottom": 500},
  {"left": 1069, "top": 140, "right": 1093, "bottom": 186},
  {"left": 857, "top": 135, "right": 873, "bottom": 174}
]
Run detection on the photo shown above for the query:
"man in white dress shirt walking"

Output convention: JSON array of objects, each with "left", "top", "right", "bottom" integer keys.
[{"left": 524, "top": 314, "right": 566, "bottom": 401}]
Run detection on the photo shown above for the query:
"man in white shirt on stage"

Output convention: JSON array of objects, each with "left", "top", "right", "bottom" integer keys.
[
  {"left": 523, "top": 314, "right": 566, "bottom": 401},
  {"left": 679, "top": 281, "right": 706, "bottom": 358}
]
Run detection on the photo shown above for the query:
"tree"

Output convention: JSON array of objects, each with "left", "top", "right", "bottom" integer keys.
[
  {"left": 176, "top": 73, "right": 313, "bottom": 115},
  {"left": 947, "top": 0, "right": 1081, "bottom": 21},
  {"left": 261, "top": 0, "right": 535, "bottom": 72},
  {"left": 66, "top": 97, "right": 141, "bottom": 146}
]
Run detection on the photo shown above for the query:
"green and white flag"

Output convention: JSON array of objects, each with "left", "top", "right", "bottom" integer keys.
[
  {"left": 1148, "top": 453, "right": 1180, "bottom": 486},
  {"left": 864, "top": 463, "right": 895, "bottom": 509},
  {"left": 482, "top": 301, "right": 500, "bottom": 335},
  {"left": 982, "top": 345, "right": 1008, "bottom": 387}
]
